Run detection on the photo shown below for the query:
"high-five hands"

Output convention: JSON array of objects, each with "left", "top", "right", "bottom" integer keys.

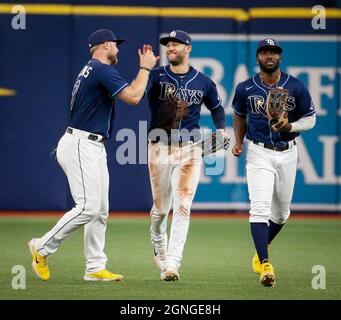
[{"left": 138, "top": 44, "right": 160, "bottom": 71}]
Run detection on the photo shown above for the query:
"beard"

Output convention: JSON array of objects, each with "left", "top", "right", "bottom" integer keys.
[
  {"left": 259, "top": 60, "right": 280, "bottom": 74},
  {"left": 108, "top": 52, "right": 118, "bottom": 65},
  {"left": 168, "top": 53, "right": 184, "bottom": 66}
]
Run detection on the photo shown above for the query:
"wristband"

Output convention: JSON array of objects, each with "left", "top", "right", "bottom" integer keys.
[{"left": 140, "top": 66, "right": 151, "bottom": 72}]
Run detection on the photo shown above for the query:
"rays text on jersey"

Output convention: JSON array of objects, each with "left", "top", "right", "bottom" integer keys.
[
  {"left": 159, "top": 82, "right": 204, "bottom": 105},
  {"left": 248, "top": 95, "right": 296, "bottom": 115}
]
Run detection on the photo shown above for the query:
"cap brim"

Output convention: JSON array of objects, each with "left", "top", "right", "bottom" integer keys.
[
  {"left": 257, "top": 45, "right": 282, "bottom": 54},
  {"left": 115, "top": 39, "right": 125, "bottom": 45},
  {"left": 159, "top": 36, "right": 187, "bottom": 46}
]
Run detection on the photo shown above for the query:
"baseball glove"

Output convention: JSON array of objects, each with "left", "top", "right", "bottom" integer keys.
[
  {"left": 201, "top": 131, "right": 230, "bottom": 157},
  {"left": 265, "top": 87, "right": 289, "bottom": 131}
]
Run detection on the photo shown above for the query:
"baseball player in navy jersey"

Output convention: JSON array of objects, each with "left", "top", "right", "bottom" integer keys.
[
  {"left": 231, "top": 38, "right": 316, "bottom": 287},
  {"left": 146, "top": 30, "right": 226, "bottom": 281},
  {"left": 28, "top": 29, "right": 159, "bottom": 281}
]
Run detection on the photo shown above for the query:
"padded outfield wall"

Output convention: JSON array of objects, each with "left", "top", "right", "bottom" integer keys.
[{"left": 0, "top": 1, "right": 340, "bottom": 211}]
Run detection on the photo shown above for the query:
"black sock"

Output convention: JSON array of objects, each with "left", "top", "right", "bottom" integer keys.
[
  {"left": 250, "top": 223, "right": 269, "bottom": 262},
  {"left": 268, "top": 220, "right": 284, "bottom": 244}
]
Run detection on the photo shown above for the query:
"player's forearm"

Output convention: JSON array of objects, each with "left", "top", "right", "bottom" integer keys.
[
  {"left": 210, "top": 105, "right": 226, "bottom": 129},
  {"left": 118, "top": 69, "right": 150, "bottom": 105},
  {"left": 233, "top": 113, "right": 247, "bottom": 144},
  {"left": 120, "top": 44, "right": 159, "bottom": 105},
  {"left": 290, "top": 114, "right": 316, "bottom": 132},
  {"left": 129, "top": 69, "right": 151, "bottom": 103}
]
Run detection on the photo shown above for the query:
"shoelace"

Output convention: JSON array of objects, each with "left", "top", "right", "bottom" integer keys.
[
  {"left": 38, "top": 255, "right": 48, "bottom": 267},
  {"left": 263, "top": 264, "right": 273, "bottom": 272}
]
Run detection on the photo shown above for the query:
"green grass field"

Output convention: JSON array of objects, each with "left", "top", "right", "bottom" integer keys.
[{"left": 0, "top": 216, "right": 340, "bottom": 300}]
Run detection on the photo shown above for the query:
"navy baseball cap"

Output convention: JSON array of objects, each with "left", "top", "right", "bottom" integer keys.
[
  {"left": 257, "top": 38, "right": 282, "bottom": 54},
  {"left": 160, "top": 30, "right": 192, "bottom": 46},
  {"left": 88, "top": 29, "right": 125, "bottom": 48}
]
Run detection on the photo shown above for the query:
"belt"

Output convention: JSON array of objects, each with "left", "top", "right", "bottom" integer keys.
[
  {"left": 66, "top": 127, "right": 106, "bottom": 143},
  {"left": 252, "top": 140, "right": 296, "bottom": 152}
]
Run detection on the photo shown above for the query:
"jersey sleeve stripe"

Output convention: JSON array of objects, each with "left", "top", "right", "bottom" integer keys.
[
  {"left": 112, "top": 83, "right": 129, "bottom": 97},
  {"left": 299, "top": 110, "right": 316, "bottom": 118},
  {"left": 209, "top": 101, "right": 222, "bottom": 110}
]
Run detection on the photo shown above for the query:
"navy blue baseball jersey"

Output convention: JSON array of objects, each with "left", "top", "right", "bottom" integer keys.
[
  {"left": 232, "top": 72, "right": 315, "bottom": 147},
  {"left": 146, "top": 65, "right": 225, "bottom": 141},
  {"left": 69, "top": 59, "right": 128, "bottom": 138}
]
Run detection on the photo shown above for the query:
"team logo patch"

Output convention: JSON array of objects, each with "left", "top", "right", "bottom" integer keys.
[{"left": 265, "top": 38, "right": 275, "bottom": 46}]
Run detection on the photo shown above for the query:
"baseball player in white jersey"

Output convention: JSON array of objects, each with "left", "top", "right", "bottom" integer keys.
[
  {"left": 28, "top": 29, "right": 159, "bottom": 281},
  {"left": 231, "top": 38, "right": 316, "bottom": 287},
  {"left": 145, "top": 30, "right": 226, "bottom": 281}
]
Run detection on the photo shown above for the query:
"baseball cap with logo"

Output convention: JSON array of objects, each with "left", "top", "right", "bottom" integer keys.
[
  {"left": 256, "top": 38, "right": 282, "bottom": 54},
  {"left": 88, "top": 29, "right": 125, "bottom": 49},
  {"left": 159, "top": 30, "right": 192, "bottom": 46}
]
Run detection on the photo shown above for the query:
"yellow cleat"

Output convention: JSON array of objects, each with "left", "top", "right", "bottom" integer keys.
[
  {"left": 28, "top": 238, "right": 50, "bottom": 281},
  {"left": 260, "top": 262, "right": 276, "bottom": 287},
  {"left": 252, "top": 252, "right": 262, "bottom": 274},
  {"left": 252, "top": 245, "right": 271, "bottom": 274},
  {"left": 84, "top": 269, "right": 124, "bottom": 282}
]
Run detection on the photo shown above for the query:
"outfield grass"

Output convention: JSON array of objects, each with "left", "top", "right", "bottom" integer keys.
[{"left": 0, "top": 216, "right": 340, "bottom": 300}]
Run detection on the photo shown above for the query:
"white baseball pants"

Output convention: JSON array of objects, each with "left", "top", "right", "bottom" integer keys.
[
  {"left": 148, "top": 142, "right": 202, "bottom": 269},
  {"left": 36, "top": 130, "right": 109, "bottom": 274},
  {"left": 246, "top": 141, "right": 298, "bottom": 225}
]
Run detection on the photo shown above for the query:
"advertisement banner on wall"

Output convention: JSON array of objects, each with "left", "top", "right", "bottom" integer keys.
[{"left": 159, "top": 34, "right": 341, "bottom": 211}]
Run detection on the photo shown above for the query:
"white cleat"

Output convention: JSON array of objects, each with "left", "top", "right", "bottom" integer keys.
[
  {"left": 152, "top": 242, "right": 167, "bottom": 270},
  {"left": 160, "top": 265, "right": 179, "bottom": 281}
]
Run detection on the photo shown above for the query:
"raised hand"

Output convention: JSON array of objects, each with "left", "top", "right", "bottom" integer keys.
[{"left": 138, "top": 44, "right": 160, "bottom": 70}]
